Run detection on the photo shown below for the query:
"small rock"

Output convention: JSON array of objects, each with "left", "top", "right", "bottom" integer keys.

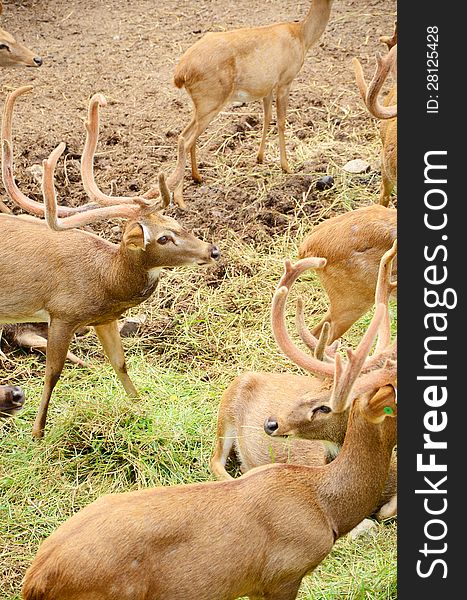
[
  {"left": 26, "top": 164, "right": 44, "bottom": 184},
  {"left": 316, "top": 175, "right": 334, "bottom": 191},
  {"left": 343, "top": 159, "right": 371, "bottom": 174}
]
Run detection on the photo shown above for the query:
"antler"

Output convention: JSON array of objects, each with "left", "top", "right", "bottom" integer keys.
[
  {"left": 41, "top": 143, "right": 156, "bottom": 231},
  {"left": 1, "top": 86, "right": 100, "bottom": 217},
  {"left": 352, "top": 44, "right": 397, "bottom": 120},
  {"left": 380, "top": 22, "right": 397, "bottom": 51},
  {"left": 271, "top": 258, "right": 336, "bottom": 380},
  {"left": 81, "top": 93, "right": 186, "bottom": 204},
  {"left": 329, "top": 239, "right": 398, "bottom": 411}
]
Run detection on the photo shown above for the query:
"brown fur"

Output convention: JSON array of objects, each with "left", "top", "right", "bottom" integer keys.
[
  {"left": 0, "top": 384, "right": 24, "bottom": 417},
  {"left": 172, "top": 0, "right": 334, "bottom": 205},
  {"left": 22, "top": 387, "right": 397, "bottom": 600},
  {"left": 0, "top": 213, "right": 219, "bottom": 437},
  {"left": 0, "top": 2, "right": 42, "bottom": 69},
  {"left": 298, "top": 205, "right": 397, "bottom": 342}
]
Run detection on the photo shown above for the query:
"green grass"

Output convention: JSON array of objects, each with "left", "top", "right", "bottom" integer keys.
[{"left": 0, "top": 224, "right": 396, "bottom": 599}]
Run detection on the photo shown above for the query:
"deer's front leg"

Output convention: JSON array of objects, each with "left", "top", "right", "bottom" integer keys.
[{"left": 94, "top": 320, "right": 138, "bottom": 398}]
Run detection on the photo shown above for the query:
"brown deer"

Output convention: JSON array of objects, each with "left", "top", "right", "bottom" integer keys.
[
  {"left": 298, "top": 204, "right": 396, "bottom": 342},
  {"left": 0, "top": 87, "right": 220, "bottom": 438},
  {"left": 0, "top": 1, "right": 42, "bottom": 69},
  {"left": 172, "top": 0, "right": 334, "bottom": 206},
  {"left": 21, "top": 248, "right": 396, "bottom": 600},
  {"left": 353, "top": 26, "right": 397, "bottom": 207},
  {"left": 0, "top": 2, "right": 42, "bottom": 213},
  {"left": 211, "top": 243, "right": 397, "bottom": 521},
  {"left": 0, "top": 385, "right": 24, "bottom": 417}
]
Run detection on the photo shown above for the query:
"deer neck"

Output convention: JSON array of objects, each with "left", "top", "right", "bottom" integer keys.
[
  {"left": 104, "top": 246, "right": 161, "bottom": 307},
  {"left": 315, "top": 399, "right": 396, "bottom": 537},
  {"left": 300, "top": 0, "right": 333, "bottom": 51}
]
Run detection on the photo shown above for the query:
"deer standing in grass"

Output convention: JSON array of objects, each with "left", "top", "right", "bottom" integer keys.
[
  {"left": 0, "top": 86, "right": 220, "bottom": 438},
  {"left": 172, "top": 0, "right": 334, "bottom": 206},
  {"left": 22, "top": 247, "right": 396, "bottom": 600},
  {"left": 298, "top": 204, "right": 397, "bottom": 342},
  {"left": 211, "top": 242, "right": 397, "bottom": 521},
  {"left": 353, "top": 25, "right": 397, "bottom": 206},
  {"left": 0, "top": 385, "right": 24, "bottom": 417}
]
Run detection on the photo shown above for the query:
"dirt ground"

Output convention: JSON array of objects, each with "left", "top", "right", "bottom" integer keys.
[{"left": 2, "top": 0, "right": 395, "bottom": 243}]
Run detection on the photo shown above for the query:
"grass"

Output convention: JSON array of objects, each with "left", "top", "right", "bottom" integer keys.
[{"left": 0, "top": 221, "right": 396, "bottom": 599}]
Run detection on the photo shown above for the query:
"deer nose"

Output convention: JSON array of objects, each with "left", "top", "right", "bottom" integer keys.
[
  {"left": 264, "top": 417, "right": 279, "bottom": 436},
  {"left": 210, "top": 245, "right": 221, "bottom": 260},
  {"left": 33, "top": 56, "right": 43, "bottom": 66},
  {"left": 11, "top": 386, "right": 25, "bottom": 406}
]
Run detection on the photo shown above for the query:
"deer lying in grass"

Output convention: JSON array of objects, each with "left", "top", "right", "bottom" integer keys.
[
  {"left": 211, "top": 243, "right": 397, "bottom": 521},
  {"left": 0, "top": 385, "right": 25, "bottom": 417},
  {"left": 0, "top": 87, "right": 220, "bottom": 438},
  {"left": 172, "top": 0, "right": 334, "bottom": 206},
  {"left": 353, "top": 26, "right": 397, "bottom": 207},
  {"left": 1, "top": 323, "right": 88, "bottom": 366},
  {"left": 22, "top": 248, "right": 396, "bottom": 600},
  {"left": 298, "top": 204, "right": 397, "bottom": 342}
]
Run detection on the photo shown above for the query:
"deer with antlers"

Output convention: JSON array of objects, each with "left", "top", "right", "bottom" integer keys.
[
  {"left": 0, "top": 86, "right": 220, "bottom": 438},
  {"left": 172, "top": 0, "right": 334, "bottom": 206},
  {"left": 353, "top": 24, "right": 397, "bottom": 207},
  {"left": 211, "top": 241, "right": 397, "bottom": 521},
  {"left": 0, "top": 385, "right": 25, "bottom": 417},
  {"left": 22, "top": 245, "right": 396, "bottom": 600}
]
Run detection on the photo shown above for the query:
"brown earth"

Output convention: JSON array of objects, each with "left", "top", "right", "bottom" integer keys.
[{"left": 2, "top": 0, "right": 396, "bottom": 246}]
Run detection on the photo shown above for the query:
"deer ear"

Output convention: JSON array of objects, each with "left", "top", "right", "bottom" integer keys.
[
  {"left": 366, "top": 384, "right": 397, "bottom": 422},
  {"left": 122, "top": 222, "right": 151, "bottom": 250}
]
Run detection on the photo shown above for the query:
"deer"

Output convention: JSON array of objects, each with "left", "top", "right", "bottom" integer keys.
[
  {"left": 211, "top": 242, "right": 398, "bottom": 522},
  {"left": 172, "top": 0, "right": 334, "bottom": 206},
  {"left": 0, "top": 1, "right": 42, "bottom": 70},
  {"left": 0, "top": 1, "right": 42, "bottom": 213},
  {"left": 0, "top": 385, "right": 25, "bottom": 417},
  {"left": 297, "top": 204, "right": 396, "bottom": 342},
  {"left": 21, "top": 246, "right": 396, "bottom": 600},
  {"left": 353, "top": 25, "right": 397, "bottom": 207},
  {"left": 0, "top": 86, "right": 220, "bottom": 438}
]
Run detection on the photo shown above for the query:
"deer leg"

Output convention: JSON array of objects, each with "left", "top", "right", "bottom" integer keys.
[
  {"left": 276, "top": 85, "right": 292, "bottom": 174},
  {"left": 263, "top": 579, "right": 302, "bottom": 600},
  {"left": 14, "top": 329, "right": 87, "bottom": 366},
  {"left": 379, "top": 171, "right": 394, "bottom": 207},
  {"left": 32, "top": 320, "right": 76, "bottom": 438},
  {"left": 210, "top": 422, "right": 236, "bottom": 480},
  {"left": 94, "top": 321, "right": 138, "bottom": 398},
  {"left": 257, "top": 92, "right": 273, "bottom": 165},
  {"left": 172, "top": 116, "right": 198, "bottom": 209}
]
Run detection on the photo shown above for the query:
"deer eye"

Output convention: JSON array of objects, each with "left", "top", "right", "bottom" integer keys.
[
  {"left": 157, "top": 235, "right": 169, "bottom": 245},
  {"left": 316, "top": 405, "right": 331, "bottom": 414},
  {"left": 0, "top": 44, "right": 10, "bottom": 51}
]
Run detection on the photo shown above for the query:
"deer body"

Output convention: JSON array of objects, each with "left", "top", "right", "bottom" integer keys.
[
  {"left": 298, "top": 204, "right": 397, "bottom": 342},
  {"left": 22, "top": 388, "right": 397, "bottom": 600},
  {"left": 172, "top": 0, "right": 333, "bottom": 205}
]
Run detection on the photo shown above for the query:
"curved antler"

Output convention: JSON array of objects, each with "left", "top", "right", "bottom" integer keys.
[
  {"left": 42, "top": 143, "right": 162, "bottom": 231},
  {"left": 380, "top": 22, "right": 397, "bottom": 51},
  {"left": 1, "top": 86, "right": 100, "bottom": 217},
  {"left": 81, "top": 93, "right": 186, "bottom": 206},
  {"left": 353, "top": 44, "right": 397, "bottom": 120},
  {"left": 271, "top": 257, "right": 336, "bottom": 379}
]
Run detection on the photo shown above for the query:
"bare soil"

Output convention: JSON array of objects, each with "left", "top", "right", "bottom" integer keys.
[{"left": 2, "top": 0, "right": 396, "bottom": 244}]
